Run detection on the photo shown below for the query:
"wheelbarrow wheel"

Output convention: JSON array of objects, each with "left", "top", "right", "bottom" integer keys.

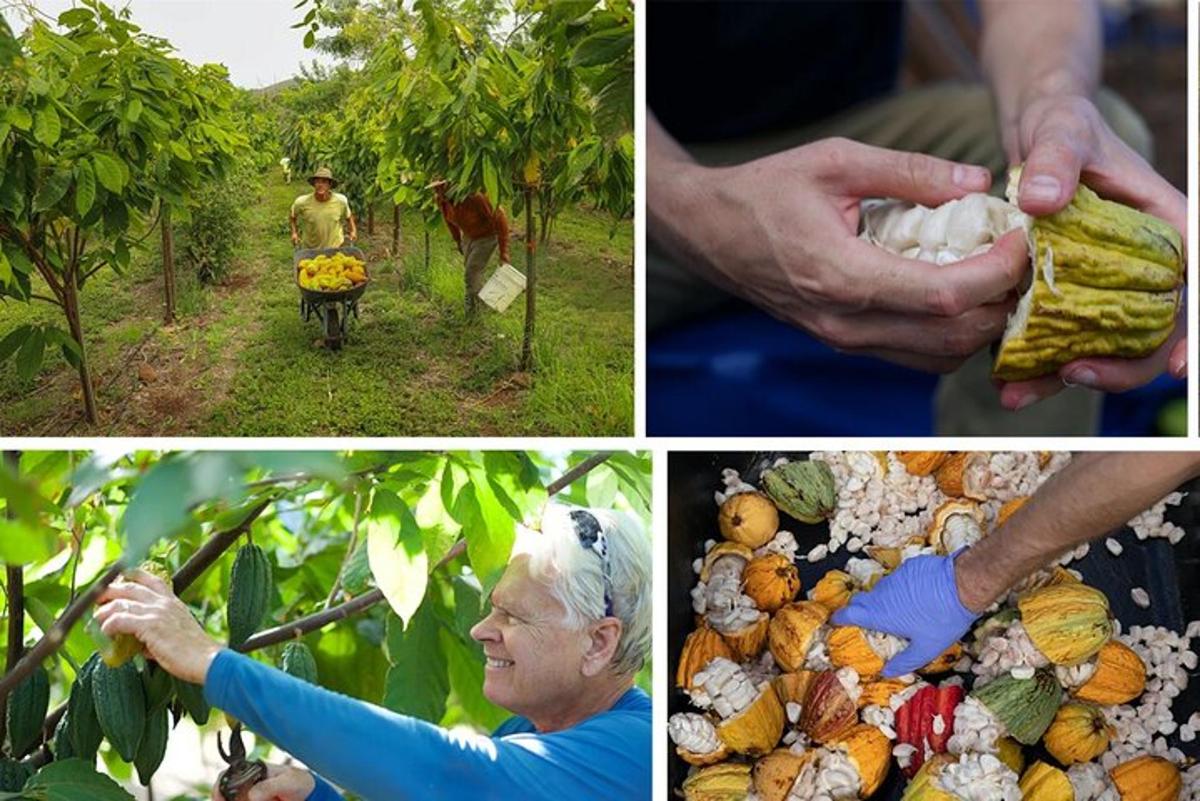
[{"left": 324, "top": 304, "right": 343, "bottom": 350}]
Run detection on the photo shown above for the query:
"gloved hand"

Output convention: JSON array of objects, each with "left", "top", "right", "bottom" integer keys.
[{"left": 831, "top": 551, "right": 980, "bottom": 677}]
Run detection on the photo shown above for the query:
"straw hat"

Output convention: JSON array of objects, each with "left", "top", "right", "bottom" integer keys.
[{"left": 308, "top": 167, "right": 339, "bottom": 188}]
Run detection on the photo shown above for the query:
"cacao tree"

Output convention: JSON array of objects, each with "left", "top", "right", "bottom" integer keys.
[
  {"left": 0, "top": 449, "right": 650, "bottom": 798},
  {"left": 0, "top": 1, "right": 245, "bottom": 425}
]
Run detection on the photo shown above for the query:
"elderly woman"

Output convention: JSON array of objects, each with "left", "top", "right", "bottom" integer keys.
[{"left": 93, "top": 505, "right": 651, "bottom": 801}]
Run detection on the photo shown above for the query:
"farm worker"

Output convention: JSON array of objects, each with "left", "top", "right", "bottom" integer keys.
[
  {"left": 833, "top": 452, "right": 1200, "bottom": 677},
  {"left": 280, "top": 157, "right": 293, "bottom": 184},
  {"left": 646, "top": 1, "right": 1186, "bottom": 436},
  {"left": 93, "top": 504, "right": 652, "bottom": 801},
  {"left": 290, "top": 167, "right": 358, "bottom": 250},
  {"left": 431, "top": 180, "right": 512, "bottom": 317}
]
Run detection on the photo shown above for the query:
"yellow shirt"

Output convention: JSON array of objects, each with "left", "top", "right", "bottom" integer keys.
[{"left": 292, "top": 192, "right": 351, "bottom": 249}]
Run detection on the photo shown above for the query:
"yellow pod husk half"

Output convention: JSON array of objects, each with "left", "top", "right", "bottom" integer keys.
[
  {"left": 900, "top": 754, "right": 957, "bottom": 801},
  {"left": 828, "top": 625, "right": 885, "bottom": 680},
  {"left": 1073, "top": 639, "right": 1146, "bottom": 705},
  {"left": 994, "top": 169, "right": 1184, "bottom": 381},
  {"left": 935, "top": 453, "right": 990, "bottom": 501},
  {"left": 683, "top": 761, "right": 753, "bottom": 801},
  {"left": 677, "top": 742, "right": 730, "bottom": 767},
  {"left": 768, "top": 601, "right": 829, "bottom": 672},
  {"left": 835, "top": 723, "right": 892, "bottom": 799},
  {"left": 1109, "top": 755, "right": 1181, "bottom": 801},
  {"left": 716, "top": 684, "right": 786, "bottom": 757},
  {"left": 677, "top": 627, "right": 736, "bottom": 689},
  {"left": 896, "top": 452, "right": 949, "bottom": 477},
  {"left": 722, "top": 613, "right": 770, "bottom": 662},
  {"left": 1043, "top": 701, "right": 1113, "bottom": 765},
  {"left": 1019, "top": 761, "right": 1074, "bottom": 801},
  {"left": 1018, "top": 582, "right": 1113, "bottom": 666},
  {"left": 995, "top": 737, "right": 1026, "bottom": 776},
  {"left": 753, "top": 748, "right": 814, "bottom": 801}
]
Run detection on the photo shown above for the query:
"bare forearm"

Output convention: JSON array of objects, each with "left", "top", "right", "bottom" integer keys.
[
  {"left": 980, "top": 0, "right": 1101, "bottom": 157},
  {"left": 956, "top": 452, "right": 1200, "bottom": 611},
  {"left": 646, "top": 111, "right": 721, "bottom": 283}
]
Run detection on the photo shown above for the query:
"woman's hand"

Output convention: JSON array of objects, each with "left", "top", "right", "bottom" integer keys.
[
  {"left": 93, "top": 569, "right": 222, "bottom": 685},
  {"left": 211, "top": 764, "right": 316, "bottom": 801}
]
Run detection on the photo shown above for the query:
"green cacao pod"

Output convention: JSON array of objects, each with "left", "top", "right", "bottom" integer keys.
[
  {"left": 760, "top": 460, "right": 836, "bottom": 524},
  {"left": 0, "top": 758, "right": 30, "bottom": 792},
  {"left": 143, "top": 663, "right": 174, "bottom": 712},
  {"left": 68, "top": 654, "right": 104, "bottom": 762},
  {"left": 173, "top": 676, "right": 210, "bottom": 725},
  {"left": 91, "top": 660, "right": 146, "bottom": 761},
  {"left": 280, "top": 642, "right": 318, "bottom": 685},
  {"left": 134, "top": 703, "right": 169, "bottom": 785},
  {"left": 6, "top": 665, "right": 49, "bottom": 756},
  {"left": 52, "top": 710, "right": 75, "bottom": 760},
  {"left": 973, "top": 668, "right": 1062, "bottom": 746},
  {"left": 227, "top": 544, "right": 272, "bottom": 647},
  {"left": 993, "top": 168, "right": 1184, "bottom": 380}
]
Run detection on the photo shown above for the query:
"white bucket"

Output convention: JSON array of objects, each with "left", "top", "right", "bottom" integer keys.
[{"left": 478, "top": 262, "right": 527, "bottom": 313}]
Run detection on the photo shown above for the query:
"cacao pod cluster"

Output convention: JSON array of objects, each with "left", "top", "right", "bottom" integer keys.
[{"left": 672, "top": 452, "right": 1190, "bottom": 801}]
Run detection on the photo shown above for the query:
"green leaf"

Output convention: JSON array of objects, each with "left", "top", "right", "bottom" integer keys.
[
  {"left": 125, "top": 97, "right": 143, "bottom": 124},
  {"left": 33, "top": 105, "right": 62, "bottom": 145},
  {"left": 366, "top": 488, "right": 428, "bottom": 628},
  {"left": 92, "top": 152, "right": 126, "bottom": 193},
  {"left": 170, "top": 141, "right": 191, "bottom": 161},
  {"left": 303, "top": 29, "right": 316, "bottom": 48},
  {"left": 383, "top": 607, "right": 447, "bottom": 722},
  {"left": 15, "top": 325, "right": 45, "bottom": 381},
  {"left": 43, "top": 326, "right": 82, "bottom": 369},
  {"left": 0, "top": 249, "right": 10, "bottom": 286},
  {"left": 482, "top": 156, "right": 498, "bottom": 208},
  {"left": 571, "top": 27, "right": 631, "bottom": 68},
  {"left": 34, "top": 169, "right": 73, "bottom": 212},
  {"left": 452, "top": 465, "right": 519, "bottom": 594},
  {"left": 7, "top": 106, "right": 32, "bottom": 131},
  {"left": 75, "top": 161, "right": 96, "bottom": 217},
  {"left": 441, "top": 627, "right": 509, "bottom": 730},
  {"left": 339, "top": 536, "right": 372, "bottom": 595},
  {"left": 58, "top": 8, "right": 95, "bottom": 27},
  {"left": 0, "top": 518, "right": 57, "bottom": 564},
  {"left": 23, "top": 757, "right": 136, "bottom": 801}
]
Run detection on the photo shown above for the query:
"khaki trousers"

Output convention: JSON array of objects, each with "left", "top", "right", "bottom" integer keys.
[{"left": 463, "top": 234, "right": 498, "bottom": 315}]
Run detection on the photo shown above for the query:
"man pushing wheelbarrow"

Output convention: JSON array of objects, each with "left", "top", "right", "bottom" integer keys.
[{"left": 290, "top": 167, "right": 368, "bottom": 350}]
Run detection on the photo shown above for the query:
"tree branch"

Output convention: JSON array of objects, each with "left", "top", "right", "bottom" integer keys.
[{"left": 237, "top": 452, "right": 616, "bottom": 653}]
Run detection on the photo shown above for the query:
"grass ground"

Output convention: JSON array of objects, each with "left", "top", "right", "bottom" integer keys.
[{"left": 0, "top": 172, "right": 634, "bottom": 435}]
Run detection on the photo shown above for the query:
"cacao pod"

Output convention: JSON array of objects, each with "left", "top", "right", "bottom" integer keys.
[
  {"left": 934, "top": 453, "right": 989, "bottom": 501},
  {"left": 809, "top": 569, "right": 854, "bottom": 612},
  {"left": 52, "top": 710, "right": 75, "bottom": 760},
  {"left": 134, "top": 703, "right": 169, "bottom": 785},
  {"left": 101, "top": 561, "right": 174, "bottom": 668},
  {"left": 677, "top": 627, "right": 735, "bottom": 689},
  {"left": 753, "top": 748, "right": 812, "bottom": 801},
  {"left": 68, "top": 654, "right": 104, "bottom": 762},
  {"left": 993, "top": 169, "right": 1184, "bottom": 381},
  {"left": 894, "top": 683, "right": 963, "bottom": 777},
  {"left": 720, "top": 613, "right": 769, "bottom": 662},
  {"left": 899, "top": 754, "right": 956, "bottom": 801},
  {"left": 741, "top": 553, "right": 800, "bottom": 614},
  {"left": 0, "top": 759, "right": 30, "bottom": 792},
  {"left": 682, "top": 762, "right": 752, "bottom": 801},
  {"left": 1109, "top": 755, "right": 1181, "bottom": 801},
  {"left": 1019, "top": 761, "right": 1074, "bottom": 801},
  {"left": 173, "top": 676, "right": 211, "bottom": 725},
  {"left": 698, "top": 542, "right": 752, "bottom": 583},
  {"left": 798, "top": 670, "right": 857, "bottom": 744},
  {"left": 6, "top": 664, "right": 49, "bottom": 756},
  {"left": 717, "top": 493, "right": 778, "bottom": 548},
  {"left": 143, "top": 663, "right": 174, "bottom": 712},
  {"left": 1073, "top": 640, "right": 1146, "bottom": 705},
  {"left": 896, "top": 452, "right": 948, "bottom": 477},
  {"left": 280, "top": 642, "right": 319, "bottom": 685},
  {"left": 772, "top": 669, "right": 817, "bottom": 708},
  {"left": 227, "top": 543, "right": 273, "bottom": 647},
  {"left": 994, "top": 497, "right": 1029, "bottom": 529},
  {"left": 828, "top": 625, "right": 884, "bottom": 680},
  {"left": 927, "top": 500, "right": 984, "bottom": 555},
  {"left": 760, "top": 460, "right": 836, "bottom": 524},
  {"left": 858, "top": 677, "right": 908, "bottom": 709},
  {"left": 767, "top": 600, "right": 828, "bottom": 672},
  {"left": 866, "top": 545, "right": 905, "bottom": 571},
  {"left": 1044, "top": 701, "right": 1112, "bottom": 765},
  {"left": 995, "top": 737, "right": 1025, "bottom": 776},
  {"left": 972, "top": 668, "right": 1061, "bottom": 746},
  {"left": 1018, "top": 582, "right": 1112, "bottom": 666},
  {"left": 91, "top": 660, "right": 146, "bottom": 761},
  {"left": 835, "top": 723, "right": 891, "bottom": 798},
  {"left": 918, "top": 643, "right": 963, "bottom": 675},
  {"left": 715, "top": 685, "right": 784, "bottom": 757}
]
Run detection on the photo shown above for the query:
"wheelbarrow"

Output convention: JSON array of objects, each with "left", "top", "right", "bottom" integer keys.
[{"left": 294, "top": 245, "right": 369, "bottom": 351}]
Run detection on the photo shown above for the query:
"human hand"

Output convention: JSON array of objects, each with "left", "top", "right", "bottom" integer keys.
[
  {"left": 653, "top": 137, "right": 1029, "bottom": 373},
  {"left": 997, "top": 94, "right": 1188, "bottom": 409},
  {"left": 211, "top": 764, "right": 316, "bottom": 801},
  {"left": 291, "top": 232, "right": 300, "bottom": 248},
  {"left": 830, "top": 552, "right": 981, "bottom": 677},
  {"left": 94, "top": 569, "right": 222, "bottom": 685}
]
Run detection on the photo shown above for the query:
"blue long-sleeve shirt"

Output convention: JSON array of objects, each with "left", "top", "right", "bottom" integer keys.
[{"left": 204, "top": 649, "right": 651, "bottom": 801}]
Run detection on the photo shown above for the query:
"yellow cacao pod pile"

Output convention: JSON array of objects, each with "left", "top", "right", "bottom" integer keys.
[
  {"left": 1018, "top": 582, "right": 1113, "bottom": 666},
  {"left": 1043, "top": 702, "right": 1113, "bottom": 765},
  {"left": 1109, "top": 755, "right": 1181, "bottom": 801},
  {"left": 717, "top": 492, "right": 778, "bottom": 548},
  {"left": 1019, "top": 762, "right": 1075, "bottom": 801},
  {"left": 1073, "top": 640, "right": 1146, "bottom": 705},
  {"left": 742, "top": 553, "right": 801, "bottom": 614}
]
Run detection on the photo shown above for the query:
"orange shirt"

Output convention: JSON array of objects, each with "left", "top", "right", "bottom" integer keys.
[{"left": 437, "top": 193, "right": 511, "bottom": 263}]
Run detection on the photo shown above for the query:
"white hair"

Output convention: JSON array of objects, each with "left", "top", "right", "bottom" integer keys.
[{"left": 513, "top": 504, "right": 651, "bottom": 676}]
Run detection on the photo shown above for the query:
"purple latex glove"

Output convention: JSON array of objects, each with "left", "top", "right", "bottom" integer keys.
[{"left": 830, "top": 551, "right": 979, "bottom": 677}]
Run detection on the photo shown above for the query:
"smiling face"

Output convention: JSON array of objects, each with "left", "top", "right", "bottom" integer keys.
[
  {"left": 469, "top": 555, "right": 589, "bottom": 720},
  {"left": 312, "top": 177, "right": 332, "bottom": 199}
]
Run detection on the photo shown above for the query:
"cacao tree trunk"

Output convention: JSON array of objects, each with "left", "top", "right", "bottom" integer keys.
[
  {"left": 424, "top": 229, "right": 430, "bottom": 274},
  {"left": 0, "top": 449, "right": 22, "bottom": 750},
  {"left": 367, "top": 205, "right": 375, "bottom": 236},
  {"left": 391, "top": 205, "right": 401, "bottom": 256},
  {"left": 161, "top": 208, "right": 175, "bottom": 324},
  {"left": 520, "top": 185, "right": 536, "bottom": 372},
  {"left": 63, "top": 268, "right": 98, "bottom": 425}
]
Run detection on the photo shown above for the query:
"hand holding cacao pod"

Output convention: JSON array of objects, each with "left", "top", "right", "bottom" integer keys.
[
  {"left": 211, "top": 763, "right": 315, "bottom": 801},
  {"left": 94, "top": 568, "right": 222, "bottom": 685}
]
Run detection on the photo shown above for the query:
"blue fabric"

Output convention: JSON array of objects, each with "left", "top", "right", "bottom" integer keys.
[
  {"left": 648, "top": 307, "right": 938, "bottom": 435},
  {"left": 204, "top": 649, "right": 651, "bottom": 801}
]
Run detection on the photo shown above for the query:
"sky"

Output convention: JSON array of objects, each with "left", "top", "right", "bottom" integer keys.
[{"left": 3, "top": 0, "right": 337, "bottom": 88}]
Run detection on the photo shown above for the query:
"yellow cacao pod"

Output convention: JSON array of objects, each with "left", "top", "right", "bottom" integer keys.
[
  {"left": 1109, "top": 756, "right": 1181, "bottom": 801},
  {"left": 918, "top": 642, "right": 963, "bottom": 675},
  {"left": 934, "top": 453, "right": 990, "bottom": 501},
  {"left": 1018, "top": 582, "right": 1112, "bottom": 666},
  {"left": 752, "top": 748, "right": 812, "bottom": 801},
  {"left": 900, "top": 754, "right": 956, "bottom": 801},
  {"left": 767, "top": 601, "right": 829, "bottom": 672},
  {"left": 809, "top": 569, "right": 855, "bottom": 612},
  {"left": 1073, "top": 640, "right": 1146, "bottom": 705},
  {"left": 1019, "top": 761, "right": 1074, "bottom": 801},
  {"left": 995, "top": 737, "right": 1025, "bottom": 776},
  {"left": 742, "top": 553, "right": 800, "bottom": 614},
  {"left": 835, "top": 723, "right": 891, "bottom": 799},
  {"left": 994, "top": 497, "right": 1029, "bottom": 529},
  {"left": 699, "top": 542, "right": 753, "bottom": 583},
  {"left": 682, "top": 762, "right": 753, "bottom": 801},
  {"left": 718, "top": 492, "right": 779, "bottom": 548},
  {"left": 828, "top": 625, "right": 884, "bottom": 680},
  {"left": 896, "top": 451, "right": 948, "bottom": 477},
  {"left": 927, "top": 499, "right": 984, "bottom": 555},
  {"left": 676, "top": 627, "right": 735, "bottom": 689},
  {"left": 716, "top": 685, "right": 785, "bottom": 757},
  {"left": 858, "top": 677, "right": 909, "bottom": 709},
  {"left": 721, "top": 613, "right": 770, "bottom": 662},
  {"left": 772, "top": 670, "right": 817, "bottom": 708},
  {"left": 1044, "top": 702, "right": 1113, "bottom": 765},
  {"left": 993, "top": 168, "right": 1184, "bottom": 381}
]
